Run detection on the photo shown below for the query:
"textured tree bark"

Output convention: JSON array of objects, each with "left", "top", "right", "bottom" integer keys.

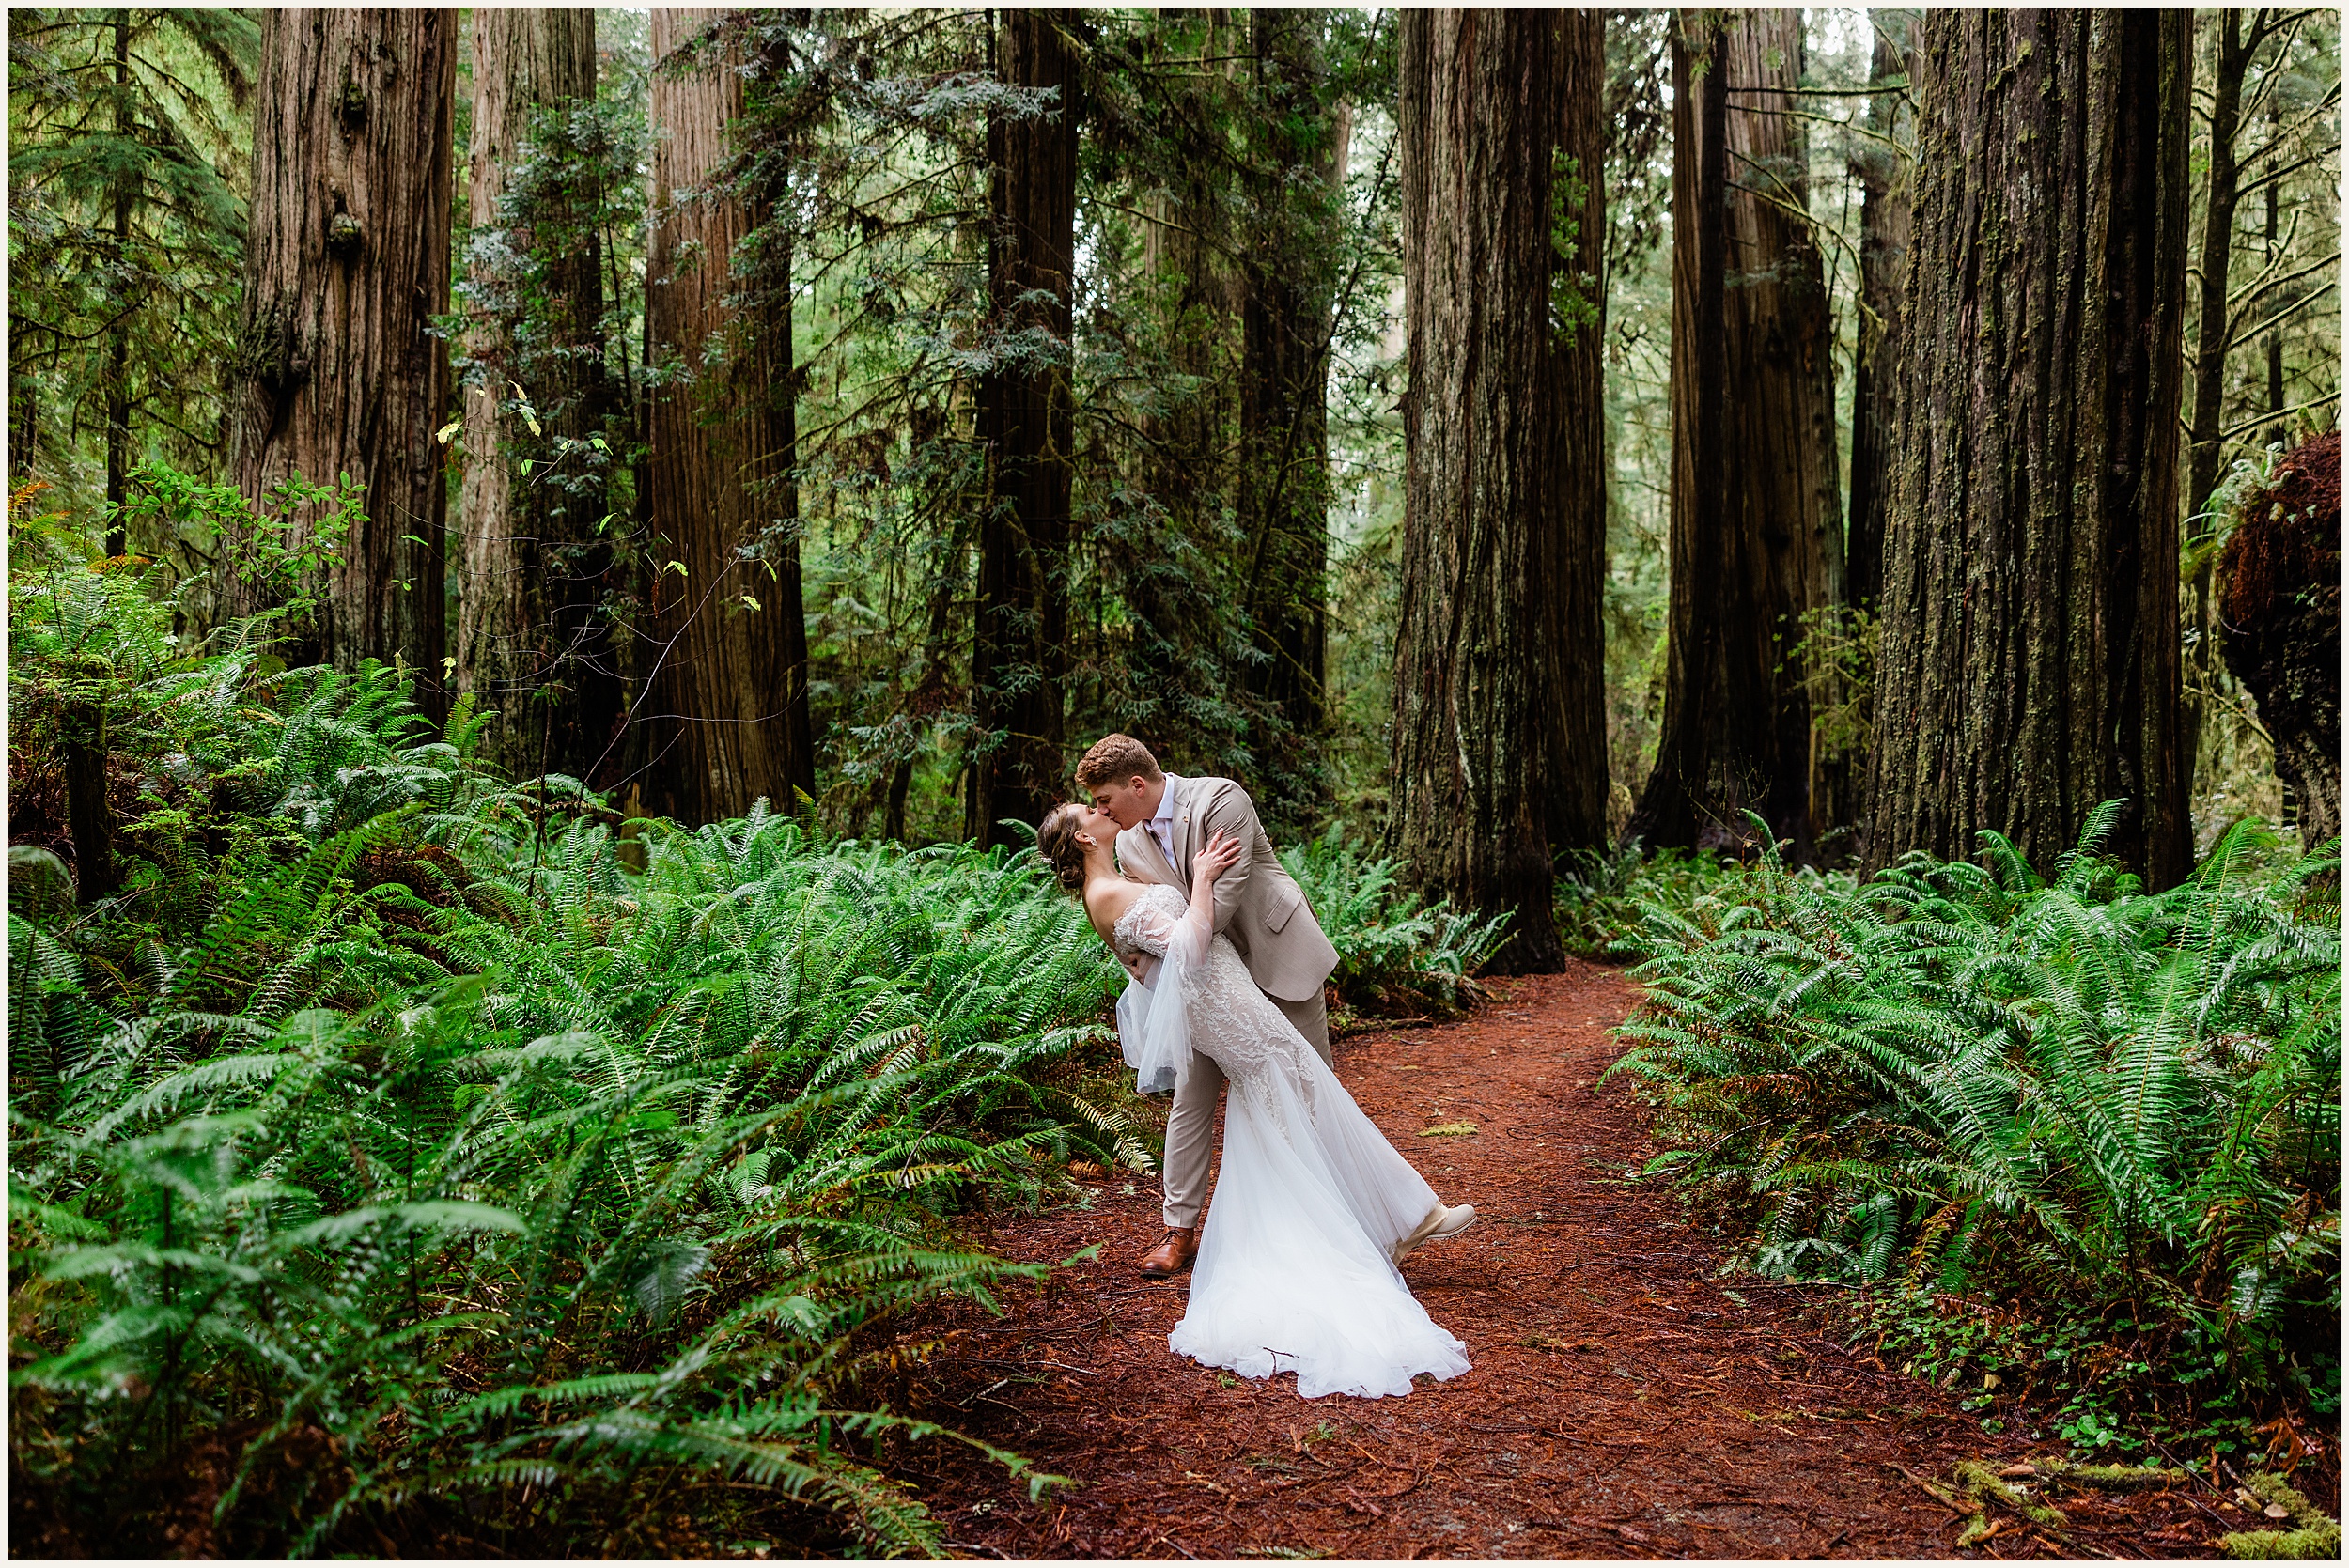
[
  {"left": 1843, "top": 9, "right": 1915, "bottom": 613},
  {"left": 1866, "top": 8, "right": 2192, "bottom": 887},
  {"left": 1547, "top": 8, "right": 1610, "bottom": 854},
  {"left": 1630, "top": 8, "right": 1834, "bottom": 860},
  {"left": 968, "top": 8, "right": 1078, "bottom": 848},
  {"left": 456, "top": 8, "right": 604, "bottom": 784},
  {"left": 642, "top": 8, "right": 815, "bottom": 824},
  {"left": 1236, "top": 8, "right": 1339, "bottom": 809},
  {"left": 62, "top": 701, "right": 117, "bottom": 902},
  {"left": 226, "top": 8, "right": 456, "bottom": 714},
  {"left": 1388, "top": 8, "right": 1567, "bottom": 974},
  {"left": 2220, "top": 431, "right": 2341, "bottom": 849},
  {"left": 1128, "top": 11, "right": 1238, "bottom": 728}
]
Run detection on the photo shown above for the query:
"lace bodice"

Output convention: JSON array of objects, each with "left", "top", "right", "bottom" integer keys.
[{"left": 1112, "top": 882, "right": 1313, "bottom": 1087}]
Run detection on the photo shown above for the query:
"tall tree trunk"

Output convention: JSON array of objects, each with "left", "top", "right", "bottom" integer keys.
[
  {"left": 457, "top": 7, "right": 602, "bottom": 783},
  {"left": 1548, "top": 8, "right": 1610, "bottom": 853},
  {"left": 1629, "top": 8, "right": 1834, "bottom": 860},
  {"left": 1630, "top": 11, "right": 1728, "bottom": 855},
  {"left": 1844, "top": 8, "right": 1915, "bottom": 613},
  {"left": 1388, "top": 7, "right": 1567, "bottom": 975},
  {"left": 967, "top": 8, "right": 1078, "bottom": 847},
  {"left": 62, "top": 701, "right": 118, "bottom": 902},
  {"left": 1866, "top": 8, "right": 2193, "bottom": 888},
  {"left": 226, "top": 8, "right": 456, "bottom": 714},
  {"left": 103, "top": 9, "right": 131, "bottom": 558},
  {"left": 1126, "top": 9, "right": 1235, "bottom": 751},
  {"left": 2180, "top": 8, "right": 2256, "bottom": 814},
  {"left": 641, "top": 8, "right": 815, "bottom": 825},
  {"left": 1235, "top": 8, "right": 1338, "bottom": 818}
]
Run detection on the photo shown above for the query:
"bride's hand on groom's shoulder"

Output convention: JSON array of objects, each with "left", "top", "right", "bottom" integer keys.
[{"left": 1196, "top": 830, "right": 1243, "bottom": 884}]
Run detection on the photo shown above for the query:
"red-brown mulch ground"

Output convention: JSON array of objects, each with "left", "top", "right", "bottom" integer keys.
[{"left": 883, "top": 963, "right": 2322, "bottom": 1560}]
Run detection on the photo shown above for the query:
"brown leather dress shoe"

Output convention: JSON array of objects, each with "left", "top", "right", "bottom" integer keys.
[{"left": 1138, "top": 1226, "right": 1198, "bottom": 1279}]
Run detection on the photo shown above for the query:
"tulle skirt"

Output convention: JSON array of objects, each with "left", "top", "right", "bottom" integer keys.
[{"left": 1168, "top": 1032, "right": 1471, "bottom": 1400}]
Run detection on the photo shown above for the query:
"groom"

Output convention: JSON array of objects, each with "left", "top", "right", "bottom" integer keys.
[{"left": 1080, "top": 734, "right": 1473, "bottom": 1279}]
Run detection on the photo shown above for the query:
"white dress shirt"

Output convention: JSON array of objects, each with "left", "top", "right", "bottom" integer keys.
[{"left": 1145, "top": 774, "right": 1181, "bottom": 867}]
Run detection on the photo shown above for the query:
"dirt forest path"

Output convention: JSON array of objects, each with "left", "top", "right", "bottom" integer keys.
[{"left": 890, "top": 962, "right": 2226, "bottom": 1560}]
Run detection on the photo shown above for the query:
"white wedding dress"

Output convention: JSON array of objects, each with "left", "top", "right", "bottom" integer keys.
[{"left": 1112, "top": 881, "right": 1471, "bottom": 1399}]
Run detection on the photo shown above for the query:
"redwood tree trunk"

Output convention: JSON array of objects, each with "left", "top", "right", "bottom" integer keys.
[
  {"left": 1844, "top": 9, "right": 1915, "bottom": 613},
  {"left": 1630, "top": 8, "right": 1834, "bottom": 860},
  {"left": 226, "top": 8, "right": 456, "bottom": 713},
  {"left": 1388, "top": 8, "right": 1567, "bottom": 974},
  {"left": 457, "top": 7, "right": 601, "bottom": 783},
  {"left": 1548, "top": 8, "right": 1610, "bottom": 853},
  {"left": 1236, "top": 8, "right": 1340, "bottom": 814},
  {"left": 1130, "top": 10, "right": 1237, "bottom": 725},
  {"left": 642, "top": 8, "right": 815, "bottom": 825},
  {"left": 1866, "top": 8, "right": 2192, "bottom": 887},
  {"left": 968, "top": 8, "right": 1078, "bottom": 847}
]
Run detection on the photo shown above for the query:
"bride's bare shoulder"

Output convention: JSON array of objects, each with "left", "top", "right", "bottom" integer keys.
[{"left": 1083, "top": 876, "right": 1142, "bottom": 932}]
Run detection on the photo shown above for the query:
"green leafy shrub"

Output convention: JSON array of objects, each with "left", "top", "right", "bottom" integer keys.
[
  {"left": 10, "top": 782, "right": 1146, "bottom": 1554},
  {"left": 1605, "top": 807, "right": 2341, "bottom": 1447},
  {"left": 1281, "top": 827, "right": 1510, "bottom": 1020},
  {"left": 1553, "top": 839, "right": 1747, "bottom": 957}
]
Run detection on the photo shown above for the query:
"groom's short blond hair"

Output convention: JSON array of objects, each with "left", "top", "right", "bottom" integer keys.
[{"left": 1077, "top": 734, "right": 1162, "bottom": 788}]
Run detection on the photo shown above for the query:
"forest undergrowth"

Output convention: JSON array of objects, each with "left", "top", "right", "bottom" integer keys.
[
  {"left": 1592, "top": 814, "right": 2341, "bottom": 1481},
  {"left": 9, "top": 485, "right": 2341, "bottom": 1555},
  {"left": 4, "top": 498, "right": 1504, "bottom": 1556}
]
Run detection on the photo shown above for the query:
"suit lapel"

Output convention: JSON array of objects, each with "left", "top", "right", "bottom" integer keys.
[
  {"left": 1171, "top": 774, "right": 1200, "bottom": 870},
  {"left": 1122, "top": 821, "right": 1182, "bottom": 889}
]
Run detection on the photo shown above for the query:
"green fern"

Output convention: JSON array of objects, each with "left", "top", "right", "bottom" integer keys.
[
  {"left": 1606, "top": 809, "right": 2341, "bottom": 1420},
  {"left": 8, "top": 794, "right": 1137, "bottom": 1554}
]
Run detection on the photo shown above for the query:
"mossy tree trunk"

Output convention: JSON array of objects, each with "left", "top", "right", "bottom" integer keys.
[
  {"left": 226, "top": 8, "right": 456, "bottom": 716},
  {"left": 968, "top": 8, "right": 1078, "bottom": 847},
  {"left": 1866, "top": 8, "right": 2193, "bottom": 887},
  {"left": 1128, "top": 11, "right": 1238, "bottom": 727},
  {"left": 2220, "top": 433, "right": 2341, "bottom": 848},
  {"left": 1388, "top": 7, "right": 1570, "bottom": 974},
  {"left": 457, "top": 7, "right": 605, "bottom": 784},
  {"left": 1235, "top": 8, "right": 1340, "bottom": 814},
  {"left": 1630, "top": 8, "right": 1836, "bottom": 860},
  {"left": 642, "top": 8, "right": 815, "bottom": 824}
]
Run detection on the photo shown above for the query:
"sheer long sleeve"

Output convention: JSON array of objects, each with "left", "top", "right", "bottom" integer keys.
[
  {"left": 1118, "top": 895, "right": 1210, "bottom": 968},
  {"left": 1112, "top": 886, "right": 1211, "bottom": 1094}
]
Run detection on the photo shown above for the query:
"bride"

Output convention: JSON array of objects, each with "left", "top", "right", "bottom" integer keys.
[{"left": 1038, "top": 803, "right": 1474, "bottom": 1400}]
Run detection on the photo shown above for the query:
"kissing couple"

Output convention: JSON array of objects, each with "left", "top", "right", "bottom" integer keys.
[{"left": 1038, "top": 735, "right": 1477, "bottom": 1400}]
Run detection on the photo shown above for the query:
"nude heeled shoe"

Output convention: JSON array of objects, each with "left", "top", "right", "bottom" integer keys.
[{"left": 1392, "top": 1203, "right": 1477, "bottom": 1265}]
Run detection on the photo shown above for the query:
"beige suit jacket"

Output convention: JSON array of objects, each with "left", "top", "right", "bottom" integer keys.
[{"left": 1114, "top": 773, "right": 1339, "bottom": 1004}]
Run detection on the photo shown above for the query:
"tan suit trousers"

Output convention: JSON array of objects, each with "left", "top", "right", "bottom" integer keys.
[{"left": 1160, "top": 988, "right": 1330, "bottom": 1230}]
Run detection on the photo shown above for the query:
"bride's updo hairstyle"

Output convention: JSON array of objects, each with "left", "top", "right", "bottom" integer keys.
[{"left": 1036, "top": 803, "right": 1091, "bottom": 893}]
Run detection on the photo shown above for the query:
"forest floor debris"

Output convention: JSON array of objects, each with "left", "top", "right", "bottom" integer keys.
[{"left": 879, "top": 963, "right": 2340, "bottom": 1560}]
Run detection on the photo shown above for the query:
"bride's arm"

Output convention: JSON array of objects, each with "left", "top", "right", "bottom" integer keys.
[
  {"left": 1097, "top": 836, "right": 1236, "bottom": 977},
  {"left": 1168, "top": 831, "right": 1242, "bottom": 961}
]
